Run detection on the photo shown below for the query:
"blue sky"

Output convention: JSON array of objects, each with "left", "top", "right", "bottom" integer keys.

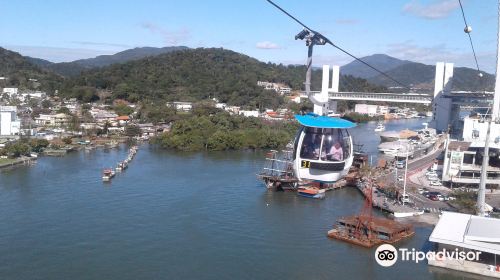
[{"left": 1, "top": 0, "right": 498, "bottom": 72}]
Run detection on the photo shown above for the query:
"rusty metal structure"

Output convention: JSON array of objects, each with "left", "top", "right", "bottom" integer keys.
[{"left": 327, "top": 178, "right": 415, "bottom": 247}]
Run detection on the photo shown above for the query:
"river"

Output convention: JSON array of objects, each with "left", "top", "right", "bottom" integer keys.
[{"left": 0, "top": 118, "right": 475, "bottom": 279}]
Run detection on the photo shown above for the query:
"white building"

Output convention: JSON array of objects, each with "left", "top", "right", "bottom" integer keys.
[
  {"left": 19, "top": 91, "right": 46, "bottom": 102},
  {"left": 354, "top": 104, "right": 387, "bottom": 116},
  {"left": 279, "top": 87, "right": 291, "bottom": 95},
  {"left": 35, "top": 113, "right": 71, "bottom": 127},
  {"left": 0, "top": 106, "right": 21, "bottom": 136},
  {"left": 441, "top": 116, "right": 500, "bottom": 187},
  {"left": 429, "top": 212, "right": 500, "bottom": 278},
  {"left": 238, "top": 110, "right": 259, "bottom": 118},
  {"left": 167, "top": 102, "right": 192, "bottom": 112},
  {"left": 2, "top": 88, "right": 18, "bottom": 98}
]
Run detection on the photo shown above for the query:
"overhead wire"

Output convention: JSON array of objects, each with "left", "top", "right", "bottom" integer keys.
[
  {"left": 266, "top": 0, "right": 412, "bottom": 90},
  {"left": 458, "top": 0, "right": 482, "bottom": 74}
]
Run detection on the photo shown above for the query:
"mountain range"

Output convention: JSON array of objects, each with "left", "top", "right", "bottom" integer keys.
[
  {"left": 340, "top": 53, "right": 494, "bottom": 91},
  {"left": 26, "top": 46, "right": 189, "bottom": 77},
  {"left": 0, "top": 46, "right": 494, "bottom": 102}
]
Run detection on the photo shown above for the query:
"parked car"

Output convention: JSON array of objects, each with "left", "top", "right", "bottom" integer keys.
[
  {"left": 397, "top": 175, "right": 404, "bottom": 182},
  {"left": 428, "top": 194, "right": 440, "bottom": 201},
  {"left": 427, "top": 175, "right": 439, "bottom": 181},
  {"left": 425, "top": 171, "right": 438, "bottom": 176},
  {"left": 430, "top": 180, "right": 443, "bottom": 186},
  {"left": 418, "top": 188, "right": 429, "bottom": 195},
  {"left": 396, "top": 161, "right": 405, "bottom": 169},
  {"left": 426, "top": 191, "right": 441, "bottom": 198},
  {"left": 400, "top": 194, "right": 411, "bottom": 203},
  {"left": 436, "top": 194, "right": 445, "bottom": 201}
]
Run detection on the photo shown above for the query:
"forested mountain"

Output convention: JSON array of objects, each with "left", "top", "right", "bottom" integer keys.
[
  {"left": 0, "top": 47, "right": 62, "bottom": 91},
  {"left": 340, "top": 54, "right": 409, "bottom": 79},
  {"left": 341, "top": 54, "right": 494, "bottom": 91},
  {"left": 28, "top": 46, "right": 189, "bottom": 77},
  {"left": 59, "top": 48, "right": 386, "bottom": 107}
]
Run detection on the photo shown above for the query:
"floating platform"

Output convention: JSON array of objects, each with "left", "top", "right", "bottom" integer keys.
[{"left": 327, "top": 215, "right": 415, "bottom": 247}]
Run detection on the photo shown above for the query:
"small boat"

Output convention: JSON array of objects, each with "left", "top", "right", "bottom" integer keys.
[
  {"left": 297, "top": 186, "right": 326, "bottom": 199},
  {"left": 374, "top": 122, "right": 385, "bottom": 132},
  {"left": 116, "top": 161, "right": 128, "bottom": 172},
  {"left": 102, "top": 168, "right": 114, "bottom": 182}
]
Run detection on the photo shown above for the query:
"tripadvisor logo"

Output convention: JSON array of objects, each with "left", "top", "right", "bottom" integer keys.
[
  {"left": 374, "top": 244, "right": 481, "bottom": 267},
  {"left": 375, "top": 244, "right": 398, "bottom": 267}
]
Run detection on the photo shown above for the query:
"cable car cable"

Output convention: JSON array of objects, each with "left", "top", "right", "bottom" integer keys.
[
  {"left": 458, "top": 0, "right": 482, "bottom": 74},
  {"left": 266, "top": 0, "right": 412, "bottom": 90}
]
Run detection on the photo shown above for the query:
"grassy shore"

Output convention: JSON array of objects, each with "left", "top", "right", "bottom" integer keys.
[{"left": 0, "top": 158, "right": 22, "bottom": 168}]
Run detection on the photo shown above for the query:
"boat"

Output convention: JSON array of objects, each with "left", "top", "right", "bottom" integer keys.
[
  {"left": 116, "top": 161, "right": 128, "bottom": 172},
  {"left": 297, "top": 186, "right": 326, "bottom": 199},
  {"left": 379, "top": 131, "right": 400, "bottom": 142},
  {"left": 374, "top": 122, "right": 385, "bottom": 132},
  {"left": 378, "top": 140, "right": 414, "bottom": 158},
  {"left": 393, "top": 210, "right": 425, "bottom": 218},
  {"left": 379, "top": 129, "right": 418, "bottom": 142},
  {"left": 102, "top": 168, "right": 115, "bottom": 182}
]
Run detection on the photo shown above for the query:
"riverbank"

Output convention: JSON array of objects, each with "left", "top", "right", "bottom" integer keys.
[{"left": 0, "top": 156, "right": 35, "bottom": 169}]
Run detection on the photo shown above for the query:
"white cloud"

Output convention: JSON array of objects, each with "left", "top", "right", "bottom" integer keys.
[
  {"left": 140, "top": 22, "right": 190, "bottom": 45},
  {"left": 256, "top": 41, "right": 281, "bottom": 49},
  {"left": 4, "top": 45, "right": 114, "bottom": 62},
  {"left": 403, "top": 0, "right": 460, "bottom": 19},
  {"left": 386, "top": 41, "right": 495, "bottom": 73},
  {"left": 70, "top": 41, "right": 131, "bottom": 48}
]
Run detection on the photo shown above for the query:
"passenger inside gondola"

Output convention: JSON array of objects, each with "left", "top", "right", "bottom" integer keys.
[
  {"left": 300, "top": 133, "right": 321, "bottom": 160},
  {"left": 322, "top": 134, "right": 344, "bottom": 162}
]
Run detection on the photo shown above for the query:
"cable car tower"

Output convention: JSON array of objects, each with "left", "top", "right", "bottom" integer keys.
[{"left": 265, "top": 1, "right": 356, "bottom": 183}]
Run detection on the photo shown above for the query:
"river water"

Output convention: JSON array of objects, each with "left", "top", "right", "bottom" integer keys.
[{"left": 0, "top": 118, "right": 474, "bottom": 279}]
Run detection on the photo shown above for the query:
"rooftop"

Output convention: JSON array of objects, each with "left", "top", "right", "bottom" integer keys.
[{"left": 429, "top": 212, "right": 500, "bottom": 255}]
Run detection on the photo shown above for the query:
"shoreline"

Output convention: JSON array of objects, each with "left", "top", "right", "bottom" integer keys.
[{"left": 0, "top": 157, "right": 36, "bottom": 169}]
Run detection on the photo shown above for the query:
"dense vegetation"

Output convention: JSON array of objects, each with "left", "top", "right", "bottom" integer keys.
[
  {"left": 60, "top": 48, "right": 304, "bottom": 107},
  {"left": 368, "top": 62, "right": 494, "bottom": 91},
  {"left": 341, "top": 112, "right": 384, "bottom": 123},
  {"left": 0, "top": 47, "right": 62, "bottom": 92},
  {"left": 153, "top": 106, "right": 299, "bottom": 151},
  {"left": 29, "top": 46, "right": 190, "bottom": 77}
]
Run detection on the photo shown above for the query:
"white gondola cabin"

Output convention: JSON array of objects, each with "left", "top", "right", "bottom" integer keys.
[{"left": 293, "top": 113, "right": 356, "bottom": 183}]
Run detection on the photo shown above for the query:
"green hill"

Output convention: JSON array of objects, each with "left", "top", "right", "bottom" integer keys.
[
  {"left": 0, "top": 47, "right": 62, "bottom": 92},
  {"left": 28, "top": 46, "right": 190, "bottom": 77},
  {"left": 60, "top": 48, "right": 386, "bottom": 107}
]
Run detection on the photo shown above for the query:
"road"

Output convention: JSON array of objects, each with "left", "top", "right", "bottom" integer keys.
[{"left": 378, "top": 146, "right": 450, "bottom": 213}]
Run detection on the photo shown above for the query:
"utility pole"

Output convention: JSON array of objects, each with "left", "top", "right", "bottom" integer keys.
[
  {"left": 402, "top": 143, "right": 409, "bottom": 206},
  {"left": 477, "top": 119, "right": 491, "bottom": 217},
  {"left": 477, "top": 0, "right": 500, "bottom": 216}
]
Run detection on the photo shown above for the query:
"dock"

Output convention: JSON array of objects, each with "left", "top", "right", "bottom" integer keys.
[{"left": 357, "top": 181, "right": 424, "bottom": 217}]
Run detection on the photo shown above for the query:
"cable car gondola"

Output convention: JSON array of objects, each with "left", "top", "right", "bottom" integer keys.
[{"left": 293, "top": 113, "right": 356, "bottom": 183}]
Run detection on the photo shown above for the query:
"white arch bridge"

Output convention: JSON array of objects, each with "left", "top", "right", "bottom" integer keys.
[{"left": 302, "top": 63, "right": 498, "bottom": 132}]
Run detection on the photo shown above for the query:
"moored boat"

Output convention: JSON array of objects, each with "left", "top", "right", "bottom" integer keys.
[
  {"left": 374, "top": 122, "right": 385, "bottom": 132},
  {"left": 297, "top": 186, "right": 326, "bottom": 199},
  {"left": 102, "top": 168, "right": 114, "bottom": 182}
]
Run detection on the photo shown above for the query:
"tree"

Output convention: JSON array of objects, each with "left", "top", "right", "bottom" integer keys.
[
  {"left": 62, "top": 137, "right": 73, "bottom": 145},
  {"left": 57, "top": 107, "right": 71, "bottom": 114},
  {"left": 113, "top": 104, "right": 134, "bottom": 116},
  {"left": 41, "top": 99, "right": 53, "bottom": 109},
  {"left": 4, "top": 142, "right": 31, "bottom": 157},
  {"left": 124, "top": 125, "right": 141, "bottom": 137},
  {"left": 29, "top": 139, "right": 49, "bottom": 153}
]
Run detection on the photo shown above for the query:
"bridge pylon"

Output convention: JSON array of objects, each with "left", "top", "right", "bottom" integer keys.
[{"left": 314, "top": 65, "right": 340, "bottom": 115}]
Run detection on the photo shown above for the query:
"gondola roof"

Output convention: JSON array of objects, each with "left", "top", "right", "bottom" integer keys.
[{"left": 295, "top": 113, "right": 356, "bottom": 129}]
